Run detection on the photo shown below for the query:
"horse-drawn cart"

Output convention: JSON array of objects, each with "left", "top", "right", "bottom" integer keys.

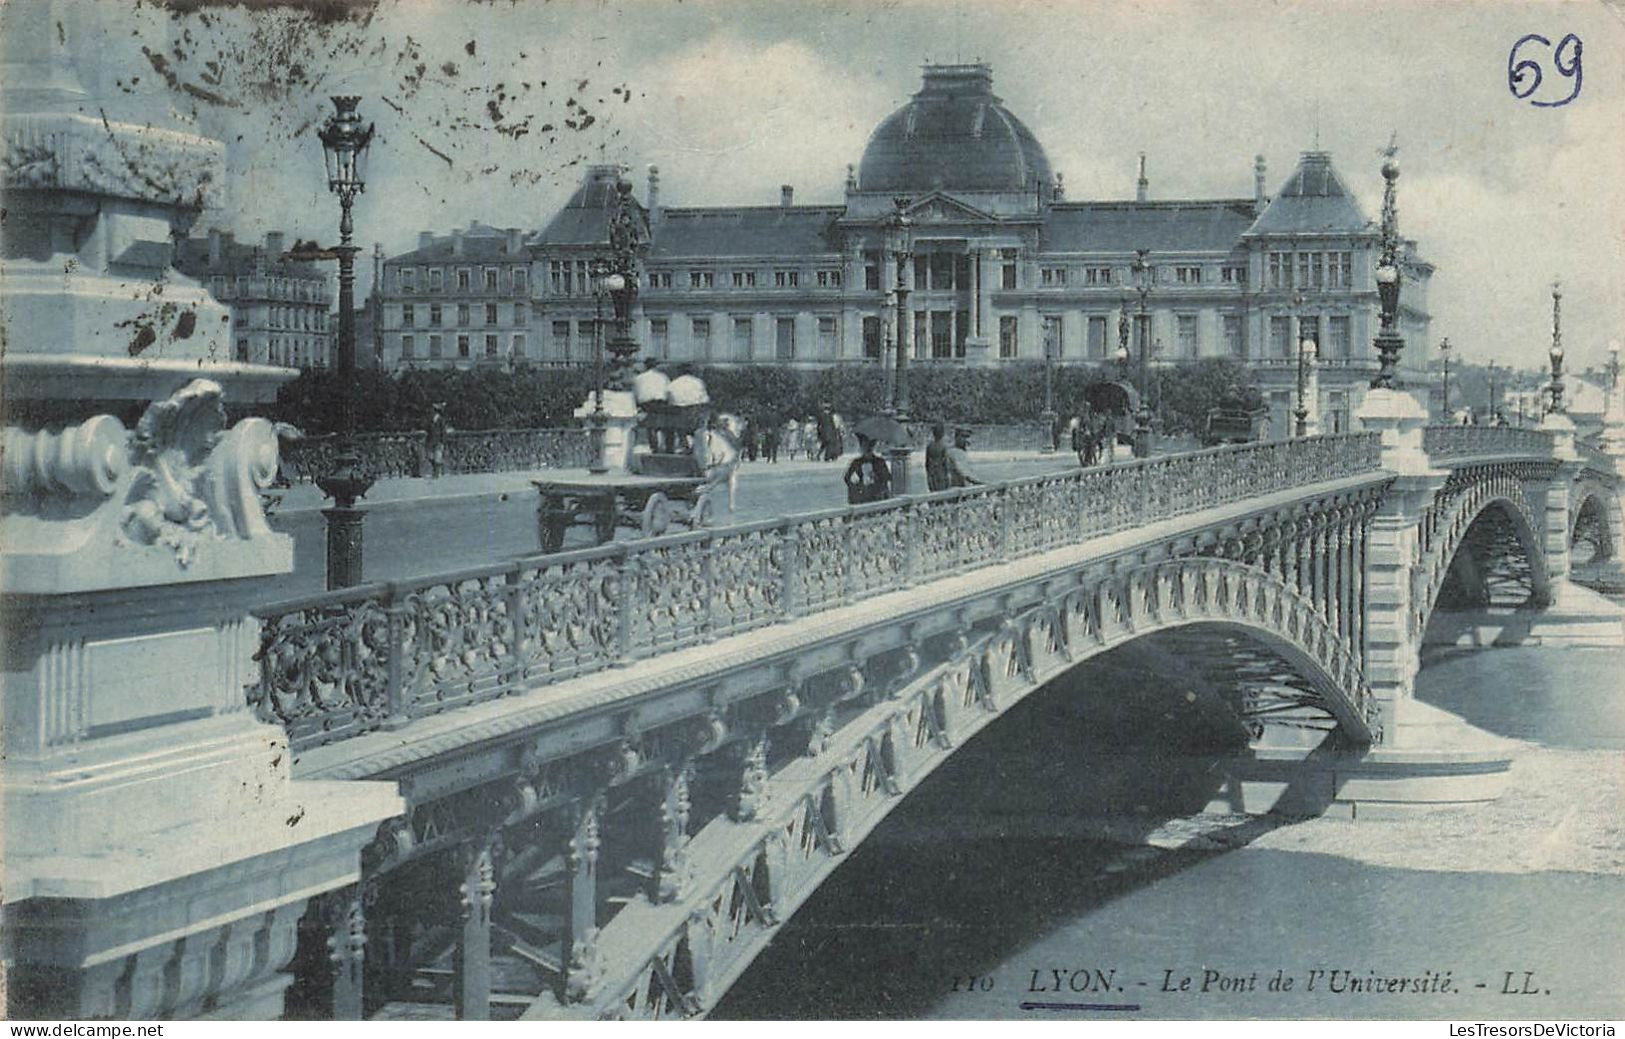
[{"left": 533, "top": 404, "right": 719, "bottom": 552}]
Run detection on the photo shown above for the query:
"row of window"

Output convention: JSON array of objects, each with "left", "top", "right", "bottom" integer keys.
[
  {"left": 398, "top": 302, "right": 528, "bottom": 329},
  {"left": 211, "top": 275, "right": 329, "bottom": 302},
  {"left": 395, "top": 265, "right": 528, "bottom": 295},
  {"left": 994, "top": 312, "right": 1355, "bottom": 360},
  {"left": 400, "top": 333, "right": 529, "bottom": 361},
  {"left": 240, "top": 337, "right": 328, "bottom": 367},
  {"left": 266, "top": 305, "right": 329, "bottom": 332},
  {"left": 645, "top": 269, "right": 845, "bottom": 291},
  {"left": 1267, "top": 251, "right": 1355, "bottom": 291}
]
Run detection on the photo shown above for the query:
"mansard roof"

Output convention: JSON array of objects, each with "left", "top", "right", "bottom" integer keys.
[
  {"left": 174, "top": 234, "right": 328, "bottom": 281},
  {"left": 646, "top": 206, "right": 845, "bottom": 259},
  {"left": 385, "top": 224, "right": 530, "bottom": 265},
  {"left": 1245, "top": 151, "right": 1370, "bottom": 236},
  {"left": 1041, "top": 200, "right": 1258, "bottom": 254},
  {"left": 532, "top": 165, "right": 651, "bottom": 249}
]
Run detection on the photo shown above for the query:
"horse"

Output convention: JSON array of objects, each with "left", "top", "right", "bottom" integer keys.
[{"left": 698, "top": 412, "right": 744, "bottom": 514}]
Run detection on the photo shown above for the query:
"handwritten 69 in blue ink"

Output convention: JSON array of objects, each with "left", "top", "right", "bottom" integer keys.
[{"left": 1508, "top": 33, "right": 1582, "bottom": 107}]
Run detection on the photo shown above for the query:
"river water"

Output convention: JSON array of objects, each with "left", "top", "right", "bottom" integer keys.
[{"left": 714, "top": 626, "right": 1625, "bottom": 1021}]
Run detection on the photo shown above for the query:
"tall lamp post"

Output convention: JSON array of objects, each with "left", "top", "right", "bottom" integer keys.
[
  {"left": 604, "top": 179, "right": 644, "bottom": 391},
  {"left": 1130, "top": 248, "right": 1153, "bottom": 457},
  {"left": 883, "top": 198, "right": 916, "bottom": 491},
  {"left": 1294, "top": 336, "right": 1317, "bottom": 436},
  {"left": 313, "top": 96, "right": 375, "bottom": 590},
  {"left": 1548, "top": 280, "right": 1565, "bottom": 414},
  {"left": 586, "top": 257, "right": 616, "bottom": 475},
  {"left": 1370, "top": 145, "right": 1405, "bottom": 388},
  {"left": 1439, "top": 337, "right": 1451, "bottom": 421},
  {"left": 884, "top": 198, "right": 914, "bottom": 420},
  {"left": 1609, "top": 339, "right": 1622, "bottom": 415},
  {"left": 1487, "top": 359, "right": 1498, "bottom": 424}
]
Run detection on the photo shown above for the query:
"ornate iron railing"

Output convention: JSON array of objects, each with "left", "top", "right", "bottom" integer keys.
[
  {"left": 280, "top": 427, "right": 594, "bottom": 483},
  {"left": 1422, "top": 425, "right": 1554, "bottom": 461},
  {"left": 248, "top": 433, "right": 1384, "bottom": 752}
]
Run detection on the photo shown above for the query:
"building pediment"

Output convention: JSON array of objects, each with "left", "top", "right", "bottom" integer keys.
[{"left": 901, "top": 191, "right": 1002, "bottom": 226}]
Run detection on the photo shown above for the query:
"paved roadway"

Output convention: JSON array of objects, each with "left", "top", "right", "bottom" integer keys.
[{"left": 256, "top": 451, "right": 1085, "bottom": 606}]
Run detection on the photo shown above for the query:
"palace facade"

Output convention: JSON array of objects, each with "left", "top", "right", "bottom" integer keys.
[{"left": 376, "top": 63, "right": 1433, "bottom": 434}]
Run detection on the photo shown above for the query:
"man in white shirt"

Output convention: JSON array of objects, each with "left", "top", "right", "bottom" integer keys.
[
  {"left": 668, "top": 369, "right": 710, "bottom": 407},
  {"left": 632, "top": 357, "right": 671, "bottom": 408}
]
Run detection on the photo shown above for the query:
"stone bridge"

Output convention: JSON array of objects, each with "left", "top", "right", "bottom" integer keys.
[{"left": 7, "top": 377, "right": 1625, "bottom": 1019}]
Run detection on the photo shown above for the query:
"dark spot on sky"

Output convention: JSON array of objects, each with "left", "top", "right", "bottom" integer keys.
[
  {"left": 174, "top": 309, "right": 197, "bottom": 339},
  {"left": 441, "top": 61, "right": 459, "bottom": 77},
  {"left": 465, "top": 39, "right": 475, "bottom": 56}
]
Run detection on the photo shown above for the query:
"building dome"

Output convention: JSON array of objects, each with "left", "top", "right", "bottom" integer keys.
[{"left": 857, "top": 64, "right": 1053, "bottom": 194}]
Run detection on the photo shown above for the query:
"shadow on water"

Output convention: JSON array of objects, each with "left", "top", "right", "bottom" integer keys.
[{"left": 713, "top": 639, "right": 1341, "bottom": 1020}]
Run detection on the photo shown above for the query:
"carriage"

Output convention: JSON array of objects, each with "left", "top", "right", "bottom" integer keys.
[{"left": 533, "top": 403, "right": 720, "bottom": 552}]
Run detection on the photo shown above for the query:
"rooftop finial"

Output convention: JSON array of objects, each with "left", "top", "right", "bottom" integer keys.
[{"left": 1136, "top": 152, "right": 1148, "bottom": 203}]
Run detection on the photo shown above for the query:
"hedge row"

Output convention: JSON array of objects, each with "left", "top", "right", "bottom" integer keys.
[{"left": 268, "top": 358, "right": 1262, "bottom": 438}]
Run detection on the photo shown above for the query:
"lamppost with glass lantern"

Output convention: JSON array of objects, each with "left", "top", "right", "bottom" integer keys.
[
  {"left": 311, "top": 95, "right": 375, "bottom": 589},
  {"left": 1548, "top": 280, "right": 1565, "bottom": 414},
  {"left": 1439, "top": 337, "right": 1451, "bottom": 421},
  {"left": 884, "top": 198, "right": 914, "bottom": 420},
  {"left": 585, "top": 257, "right": 616, "bottom": 474},
  {"left": 1130, "top": 248, "right": 1153, "bottom": 457},
  {"left": 1370, "top": 144, "right": 1405, "bottom": 388},
  {"left": 1487, "top": 359, "right": 1498, "bottom": 424},
  {"left": 1295, "top": 336, "right": 1317, "bottom": 436},
  {"left": 604, "top": 179, "right": 644, "bottom": 391},
  {"left": 1608, "top": 339, "right": 1621, "bottom": 406}
]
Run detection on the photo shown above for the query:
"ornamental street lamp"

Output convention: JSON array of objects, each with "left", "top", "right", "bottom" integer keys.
[
  {"left": 1548, "top": 280, "right": 1565, "bottom": 414},
  {"left": 1130, "top": 248, "right": 1154, "bottom": 457},
  {"left": 1295, "top": 337, "right": 1318, "bottom": 437},
  {"left": 1370, "top": 144, "right": 1405, "bottom": 389},
  {"left": 1041, "top": 325, "right": 1057, "bottom": 444},
  {"left": 1487, "top": 359, "right": 1498, "bottom": 424},
  {"left": 1439, "top": 337, "right": 1451, "bottom": 420},
  {"left": 1608, "top": 339, "right": 1621, "bottom": 402},
  {"left": 884, "top": 198, "right": 914, "bottom": 420},
  {"left": 312, "top": 95, "right": 375, "bottom": 590},
  {"left": 586, "top": 258, "right": 617, "bottom": 475},
  {"left": 604, "top": 179, "right": 645, "bottom": 391}
]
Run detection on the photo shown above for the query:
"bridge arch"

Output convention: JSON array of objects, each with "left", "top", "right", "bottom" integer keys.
[
  {"left": 556, "top": 556, "right": 1374, "bottom": 1020},
  {"left": 1570, "top": 479, "right": 1623, "bottom": 564},
  {"left": 1416, "top": 467, "right": 1551, "bottom": 633}
]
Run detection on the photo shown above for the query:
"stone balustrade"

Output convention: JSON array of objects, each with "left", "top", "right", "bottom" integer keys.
[{"left": 249, "top": 433, "right": 1382, "bottom": 752}]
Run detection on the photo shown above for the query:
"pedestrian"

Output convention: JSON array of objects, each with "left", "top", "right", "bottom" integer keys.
[
  {"left": 946, "top": 427, "right": 982, "bottom": 487},
  {"left": 844, "top": 433, "right": 892, "bottom": 504},
  {"left": 802, "top": 416, "right": 818, "bottom": 461},
  {"left": 742, "top": 415, "right": 758, "bottom": 462},
  {"left": 764, "top": 420, "right": 781, "bottom": 463},
  {"left": 925, "top": 422, "right": 950, "bottom": 492},
  {"left": 425, "top": 402, "right": 449, "bottom": 478}
]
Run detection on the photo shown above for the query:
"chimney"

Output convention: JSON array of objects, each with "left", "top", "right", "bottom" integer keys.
[
  {"left": 647, "top": 164, "right": 662, "bottom": 224},
  {"left": 507, "top": 227, "right": 523, "bottom": 254},
  {"left": 1253, "top": 154, "right": 1268, "bottom": 215},
  {"left": 418, "top": 230, "right": 435, "bottom": 250},
  {"left": 265, "top": 230, "right": 286, "bottom": 260},
  {"left": 253, "top": 246, "right": 266, "bottom": 277},
  {"left": 1135, "top": 153, "right": 1148, "bottom": 203},
  {"left": 451, "top": 228, "right": 464, "bottom": 258},
  {"left": 207, "top": 227, "right": 223, "bottom": 267},
  {"left": 780, "top": 184, "right": 794, "bottom": 208}
]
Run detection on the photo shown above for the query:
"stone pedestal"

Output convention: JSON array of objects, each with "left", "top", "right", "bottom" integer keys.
[
  {"left": 1, "top": 3, "right": 400, "bottom": 1018},
  {"left": 962, "top": 336, "right": 996, "bottom": 367},
  {"left": 1356, "top": 387, "right": 1446, "bottom": 743},
  {"left": 574, "top": 391, "right": 639, "bottom": 472}
]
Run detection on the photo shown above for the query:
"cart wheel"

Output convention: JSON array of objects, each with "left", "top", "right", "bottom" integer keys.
[
  {"left": 641, "top": 491, "right": 672, "bottom": 537},
  {"left": 690, "top": 491, "right": 714, "bottom": 529}
]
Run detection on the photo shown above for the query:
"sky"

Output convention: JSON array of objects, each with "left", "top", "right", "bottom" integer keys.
[{"left": 48, "top": 0, "right": 1625, "bottom": 373}]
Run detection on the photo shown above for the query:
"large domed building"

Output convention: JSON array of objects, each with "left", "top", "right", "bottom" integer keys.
[{"left": 376, "top": 63, "right": 1434, "bottom": 435}]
